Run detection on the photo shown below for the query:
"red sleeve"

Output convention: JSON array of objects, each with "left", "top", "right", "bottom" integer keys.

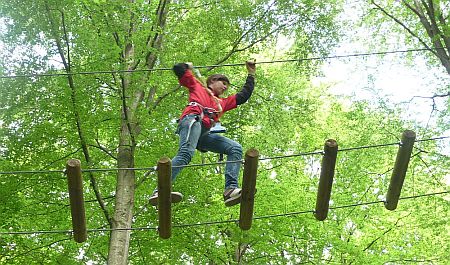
[
  {"left": 178, "top": 70, "right": 203, "bottom": 92},
  {"left": 221, "top": 95, "right": 237, "bottom": 112}
]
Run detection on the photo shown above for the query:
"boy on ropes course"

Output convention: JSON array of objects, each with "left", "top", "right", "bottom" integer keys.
[{"left": 150, "top": 60, "right": 256, "bottom": 207}]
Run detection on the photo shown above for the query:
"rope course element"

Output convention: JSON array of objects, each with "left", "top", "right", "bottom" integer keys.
[
  {"left": 65, "top": 159, "right": 87, "bottom": 243},
  {"left": 156, "top": 157, "right": 172, "bottom": 239},
  {"left": 0, "top": 136, "right": 448, "bottom": 176},
  {"left": 385, "top": 130, "right": 416, "bottom": 211},
  {"left": 0, "top": 131, "right": 447, "bottom": 240},
  {"left": 0, "top": 169, "right": 66, "bottom": 175},
  {"left": 239, "top": 148, "right": 259, "bottom": 230},
  {"left": 1, "top": 190, "right": 448, "bottom": 236},
  {"left": 315, "top": 139, "right": 338, "bottom": 221},
  {"left": 0, "top": 48, "right": 443, "bottom": 79}
]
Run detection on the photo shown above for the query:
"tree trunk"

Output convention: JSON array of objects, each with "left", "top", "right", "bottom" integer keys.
[
  {"left": 107, "top": 2, "right": 139, "bottom": 262},
  {"left": 107, "top": 1, "right": 170, "bottom": 263},
  {"left": 107, "top": 120, "right": 136, "bottom": 265},
  {"left": 107, "top": 44, "right": 141, "bottom": 264}
]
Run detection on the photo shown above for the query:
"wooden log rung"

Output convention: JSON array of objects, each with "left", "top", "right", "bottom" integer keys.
[
  {"left": 239, "top": 148, "right": 259, "bottom": 230},
  {"left": 157, "top": 157, "right": 172, "bottom": 239},
  {"left": 314, "top": 139, "right": 338, "bottom": 221},
  {"left": 66, "top": 159, "right": 87, "bottom": 243},
  {"left": 385, "top": 130, "right": 416, "bottom": 211}
]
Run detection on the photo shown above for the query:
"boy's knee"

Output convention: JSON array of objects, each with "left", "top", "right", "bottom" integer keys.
[
  {"left": 230, "top": 143, "right": 242, "bottom": 156},
  {"left": 177, "top": 148, "right": 195, "bottom": 161}
]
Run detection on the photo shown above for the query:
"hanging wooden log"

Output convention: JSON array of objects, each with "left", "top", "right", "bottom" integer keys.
[
  {"left": 66, "top": 159, "right": 87, "bottom": 243},
  {"left": 239, "top": 148, "right": 259, "bottom": 230},
  {"left": 157, "top": 157, "right": 172, "bottom": 239},
  {"left": 385, "top": 130, "right": 416, "bottom": 211},
  {"left": 314, "top": 139, "right": 338, "bottom": 221}
]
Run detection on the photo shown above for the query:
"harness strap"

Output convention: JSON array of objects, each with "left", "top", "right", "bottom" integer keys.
[
  {"left": 186, "top": 101, "right": 225, "bottom": 132},
  {"left": 187, "top": 102, "right": 204, "bottom": 120},
  {"left": 187, "top": 101, "right": 219, "bottom": 118},
  {"left": 185, "top": 116, "right": 198, "bottom": 142}
]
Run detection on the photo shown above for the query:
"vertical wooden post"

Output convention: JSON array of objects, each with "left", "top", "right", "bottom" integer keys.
[
  {"left": 314, "top": 139, "right": 338, "bottom": 221},
  {"left": 157, "top": 157, "right": 172, "bottom": 239},
  {"left": 385, "top": 130, "right": 416, "bottom": 211},
  {"left": 66, "top": 159, "right": 87, "bottom": 243},
  {"left": 239, "top": 148, "right": 259, "bottom": 230}
]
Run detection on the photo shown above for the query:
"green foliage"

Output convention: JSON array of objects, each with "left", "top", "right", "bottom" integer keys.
[{"left": 1, "top": 0, "right": 449, "bottom": 264}]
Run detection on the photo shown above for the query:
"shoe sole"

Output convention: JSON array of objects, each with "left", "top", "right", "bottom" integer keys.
[
  {"left": 171, "top": 192, "right": 183, "bottom": 203},
  {"left": 224, "top": 188, "right": 257, "bottom": 207},
  {"left": 224, "top": 195, "right": 241, "bottom": 207},
  {"left": 149, "top": 192, "right": 183, "bottom": 206}
]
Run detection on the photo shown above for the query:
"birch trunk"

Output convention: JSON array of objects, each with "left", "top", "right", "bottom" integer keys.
[{"left": 107, "top": 1, "right": 170, "bottom": 263}]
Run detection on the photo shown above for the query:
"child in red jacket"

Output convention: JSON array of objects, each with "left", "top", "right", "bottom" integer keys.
[{"left": 150, "top": 61, "right": 256, "bottom": 207}]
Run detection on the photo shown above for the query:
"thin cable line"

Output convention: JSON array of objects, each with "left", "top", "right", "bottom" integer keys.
[
  {"left": 414, "top": 136, "right": 450, "bottom": 143},
  {"left": 0, "top": 169, "right": 66, "bottom": 175},
  {"left": 0, "top": 48, "right": 440, "bottom": 79},
  {"left": 171, "top": 150, "right": 325, "bottom": 169},
  {"left": 253, "top": 209, "right": 315, "bottom": 220},
  {"left": 0, "top": 167, "right": 158, "bottom": 175},
  {"left": 0, "top": 226, "right": 159, "bottom": 235},
  {"left": 329, "top": 200, "right": 385, "bottom": 210},
  {"left": 397, "top": 190, "right": 449, "bottom": 200},
  {"left": 1, "top": 190, "right": 447, "bottom": 236},
  {"left": 173, "top": 219, "right": 238, "bottom": 228},
  {"left": 82, "top": 166, "right": 157, "bottom": 173},
  {"left": 0, "top": 67, "right": 167, "bottom": 79},
  {"left": 172, "top": 159, "right": 242, "bottom": 169},
  {"left": 0, "top": 229, "right": 74, "bottom": 235},
  {"left": 1, "top": 136, "right": 448, "bottom": 175},
  {"left": 338, "top": 142, "right": 400, "bottom": 152},
  {"left": 259, "top": 150, "right": 325, "bottom": 161}
]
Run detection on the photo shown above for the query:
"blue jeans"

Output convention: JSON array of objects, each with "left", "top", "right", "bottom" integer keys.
[{"left": 171, "top": 114, "right": 242, "bottom": 190}]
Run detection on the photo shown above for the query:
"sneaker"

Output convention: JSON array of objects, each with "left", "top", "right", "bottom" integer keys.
[
  {"left": 210, "top": 122, "right": 227, "bottom": 133},
  {"left": 223, "top": 188, "right": 242, "bottom": 207},
  {"left": 149, "top": 191, "right": 183, "bottom": 206}
]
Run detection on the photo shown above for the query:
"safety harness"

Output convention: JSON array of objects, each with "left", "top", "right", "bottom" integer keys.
[
  {"left": 184, "top": 99, "right": 227, "bottom": 142},
  {"left": 187, "top": 101, "right": 220, "bottom": 120},
  {"left": 183, "top": 70, "right": 227, "bottom": 142}
]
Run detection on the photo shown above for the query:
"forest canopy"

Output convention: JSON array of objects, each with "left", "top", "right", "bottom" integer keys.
[{"left": 1, "top": 0, "right": 449, "bottom": 264}]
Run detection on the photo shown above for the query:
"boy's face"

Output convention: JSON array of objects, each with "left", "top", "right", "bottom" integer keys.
[{"left": 209, "top": 80, "right": 229, "bottom": 96}]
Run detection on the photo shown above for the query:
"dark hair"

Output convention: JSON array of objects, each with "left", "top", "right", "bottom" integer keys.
[{"left": 206, "top": 74, "right": 230, "bottom": 87}]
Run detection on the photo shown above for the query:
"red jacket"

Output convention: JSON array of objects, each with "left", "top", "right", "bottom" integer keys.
[{"left": 178, "top": 70, "right": 237, "bottom": 128}]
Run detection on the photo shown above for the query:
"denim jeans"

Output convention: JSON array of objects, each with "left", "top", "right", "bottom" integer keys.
[{"left": 171, "top": 114, "right": 242, "bottom": 190}]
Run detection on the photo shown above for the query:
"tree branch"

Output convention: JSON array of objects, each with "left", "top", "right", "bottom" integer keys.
[
  {"left": 417, "top": 0, "right": 450, "bottom": 59},
  {"left": 149, "top": 84, "right": 182, "bottom": 114},
  {"left": 135, "top": 168, "right": 154, "bottom": 189},
  {"left": 229, "top": 1, "right": 277, "bottom": 52},
  {"left": 363, "top": 214, "right": 410, "bottom": 251},
  {"left": 384, "top": 259, "right": 440, "bottom": 264},
  {"left": 407, "top": 1, "right": 450, "bottom": 73},
  {"left": 45, "top": 1, "right": 112, "bottom": 227},
  {"left": 44, "top": 147, "right": 82, "bottom": 168},
  {"left": 89, "top": 141, "right": 117, "bottom": 160},
  {"left": 145, "top": 0, "right": 170, "bottom": 69},
  {"left": 424, "top": 0, "right": 450, "bottom": 61},
  {"left": 8, "top": 238, "right": 71, "bottom": 260},
  {"left": 97, "top": 6, "right": 121, "bottom": 47},
  {"left": 409, "top": 91, "right": 450, "bottom": 102},
  {"left": 44, "top": 2, "right": 70, "bottom": 71},
  {"left": 414, "top": 153, "right": 445, "bottom": 187},
  {"left": 142, "top": 0, "right": 171, "bottom": 109},
  {"left": 237, "top": 19, "right": 297, "bottom": 54},
  {"left": 59, "top": 10, "right": 71, "bottom": 72},
  {"left": 371, "top": 1, "right": 437, "bottom": 56},
  {"left": 208, "top": 1, "right": 282, "bottom": 71}
]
